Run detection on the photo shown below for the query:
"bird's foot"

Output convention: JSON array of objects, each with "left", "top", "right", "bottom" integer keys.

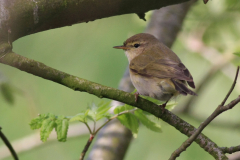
[
  {"left": 159, "top": 103, "right": 166, "bottom": 114},
  {"left": 134, "top": 92, "right": 139, "bottom": 102}
]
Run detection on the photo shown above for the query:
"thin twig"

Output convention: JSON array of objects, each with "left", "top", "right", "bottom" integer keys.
[
  {"left": 84, "top": 123, "right": 92, "bottom": 134},
  {"left": 169, "top": 66, "right": 240, "bottom": 160},
  {"left": 0, "top": 127, "right": 18, "bottom": 160},
  {"left": 79, "top": 108, "right": 138, "bottom": 160},
  {"left": 221, "top": 66, "right": 240, "bottom": 106},
  {"left": 79, "top": 134, "right": 94, "bottom": 160},
  {"left": 221, "top": 145, "right": 240, "bottom": 154}
]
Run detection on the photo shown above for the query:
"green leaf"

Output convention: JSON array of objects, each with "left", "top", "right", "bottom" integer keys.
[
  {"left": 55, "top": 118, "right": 69, "bottom": 142},
  {"left": 40, "top": 118, "right": 56, "bottom": 142},
  {"left": 86, "top": 102, "right": 112, "bottom": 121},
  {"left": 69, "top": 110, "right": 89, "bottom": 123},
  {"left": 96, "top": 113, "right": 112, "bottom": 121},
  {"left": 117, "top": 113, "right": 139, "bottom": 138},
  {"left": 30, "top": 113, "right": 71, "bottom": 142},
  {"left": 84, "top": 109, "right": 90, "bottom": 117},
  {"left": 131, "top": 89, "right": 137, "bottom": 94},
  {"left": 165, "top": 103, "right": 177, "bottom": 111},
  {"left": 95, "top": 102, "right": 111, "bottom": 121},
  {"left": 86, "top": 103, "right": 98, "bottom": 121},
  {"left": 69, "top": 113, "right": 85, "bottom": 122},
  {"left": 87, "top": 110, "right": 96, "bottom": 121},
  {"left": 96, "top": 101, "right": 111, "bottom": 115},
  {"left": 29, "top": 114, "right": 48, "bottom": 129},
  {"left": 29, "top": 117, "right": 43, "bottom": 129},
  {"left": 141, "top": 96, "right": 163, "bottom": 105},
  {"left": 47, "top": 113, "right": 56, "bottom": 119},
  {"left": 135, "top": 109, "right": 161, "bottom": 132},
  {"left": 114, "top": 104, "right": 134, "bottom": 114}
]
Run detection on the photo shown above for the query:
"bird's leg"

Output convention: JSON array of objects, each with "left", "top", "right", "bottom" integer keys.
[
  {"left": 134, "top": 92, "right": 139, "bottom": 102},
  {"left": 160, "top": 95, "right": 172, "bottom": 113}
]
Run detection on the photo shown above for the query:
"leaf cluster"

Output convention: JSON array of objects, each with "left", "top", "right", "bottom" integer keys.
[
  {"left": 29, "top": 113, "right": 69, "bottom": 142},
  {"left": 70, "top": 102, "right": 112, "bottom": 123},
  {"left": 29, "top": 101, "right": 173, "bottom": 142}
]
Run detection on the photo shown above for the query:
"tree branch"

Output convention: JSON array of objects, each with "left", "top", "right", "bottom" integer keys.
[
  {"left": 80, "top": 135, "right": 94, "bottom": 160},
  {"left": 221, "top": 67, "right": 240, "bottom": 106},
  {"left": 170, "top": 66, "right": 240, "bottom": 160},
  {"left": 0, "top": 42, "right": 228, "bottom": 159},
  {"left": 0, "top": 0, "right": 192, "bottom": 42},
  {"left": 221, "top": 145, "right": 240, "bottom": 154},
  {"left": 0, "top": 127, "right": 18, "bottom": 160}
]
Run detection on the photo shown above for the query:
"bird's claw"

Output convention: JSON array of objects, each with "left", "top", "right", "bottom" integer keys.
[
  {"left": 160, "top": 103, "right": 166, "bottom": 114},
  {"left": 134, "top": 92, "right": 139, "bottom": 102}
]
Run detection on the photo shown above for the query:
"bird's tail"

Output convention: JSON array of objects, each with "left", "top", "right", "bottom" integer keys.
[{"left": 171, "top": 79, "right": 197, "bottom": 96}]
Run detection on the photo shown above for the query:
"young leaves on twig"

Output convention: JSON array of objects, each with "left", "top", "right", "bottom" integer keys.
[
  {"left": 87, "top": 101, "right": 112, "bottom": 121},
  {"left": 29, "top": 101, "right": 167, "bottom": 160},
  {"left": 69, "top": 110, "right": 90, "bottom": 123},
  {"left": 29, "top": 113, "right": 69, "bottom": 142},
  {"left": 29, "top": 101, "right": 167, "bottom": 143}
]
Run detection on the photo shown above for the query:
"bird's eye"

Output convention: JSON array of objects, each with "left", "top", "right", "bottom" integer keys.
[{"left": 134, "top": 44, "right": 140, "bottom": 48}]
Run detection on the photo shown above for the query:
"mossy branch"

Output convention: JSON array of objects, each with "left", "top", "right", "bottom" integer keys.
[{"left": 0, "top": 42, "right": 227, "bottom": 159}]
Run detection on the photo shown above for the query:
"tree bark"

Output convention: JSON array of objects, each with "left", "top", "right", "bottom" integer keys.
[{"left": 0, "top": 0, "right": 190, "bottom": 42}]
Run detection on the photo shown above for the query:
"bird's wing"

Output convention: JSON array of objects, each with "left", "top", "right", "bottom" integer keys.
[{"left": 129, "top": 54, "right": 195, "bottom": 89}]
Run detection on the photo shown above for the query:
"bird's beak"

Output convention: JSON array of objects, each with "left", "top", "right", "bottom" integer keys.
[{"left": 113, "top": 45, "right": 129, "bottom": 50}]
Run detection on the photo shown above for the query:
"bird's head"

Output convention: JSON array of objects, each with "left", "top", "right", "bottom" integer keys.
[{"left": 113, "top": 33, "right": 159, "bottom": 63}]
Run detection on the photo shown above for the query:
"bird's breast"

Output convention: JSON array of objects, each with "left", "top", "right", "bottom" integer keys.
[{"left": 129, "top": 69, "right": 177, "bottom": 101}]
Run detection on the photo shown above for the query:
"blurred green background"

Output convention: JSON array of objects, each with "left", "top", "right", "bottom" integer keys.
[{"left": 1, "top": 0, "right": 240, "bottom": 160}]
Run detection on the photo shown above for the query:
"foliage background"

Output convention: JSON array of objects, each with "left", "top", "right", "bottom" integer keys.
[{"left": 1, "top": 1, "right": 240, "bottom": 159}]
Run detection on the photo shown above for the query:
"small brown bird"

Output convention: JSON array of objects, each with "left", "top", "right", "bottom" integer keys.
[{"left": 114, "top": 33, "right": 196, "bottom": 109}]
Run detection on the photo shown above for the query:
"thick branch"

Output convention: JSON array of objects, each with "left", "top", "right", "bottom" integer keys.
[
  {"left": 0, "top": 0, "right": 190, "bottom": 42},
  {"left": 0, "top": 43, "right": 227, "bottom": 159}
]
